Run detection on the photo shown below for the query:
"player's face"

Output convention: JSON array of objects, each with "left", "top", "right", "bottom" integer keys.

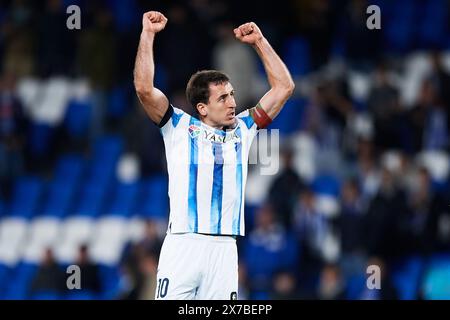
[{"left": 204, "top": 82, "right": 237, "bottom": 128}]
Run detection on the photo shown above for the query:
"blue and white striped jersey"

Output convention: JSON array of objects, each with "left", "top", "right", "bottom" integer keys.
[{"left": 159, "top": 105, "right": 258, "bottom": 236}]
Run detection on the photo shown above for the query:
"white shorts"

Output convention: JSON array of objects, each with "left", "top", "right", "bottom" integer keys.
[{"left": 155, "top": 232, "right": 238, "bottom": 300}]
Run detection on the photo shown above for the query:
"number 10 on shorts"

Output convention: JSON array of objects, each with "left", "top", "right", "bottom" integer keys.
[{"left": 156, "top": 278, "right": 169, "bottom": 298}]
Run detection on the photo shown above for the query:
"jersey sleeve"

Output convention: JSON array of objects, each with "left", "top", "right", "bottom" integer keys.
[
  {"left": 158, "top": 104, "right": 187, "bottom": 139},
  {"left": 236, "top": 108, "right": 259, "bottom": 145}
]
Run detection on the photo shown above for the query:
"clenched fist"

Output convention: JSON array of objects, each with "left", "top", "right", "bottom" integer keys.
[
  {"left": 234, "top": 22, "right": 263, "bottom": 45},
  {"left": 142, "top": 11, "right": 168, "bottom": 34}
]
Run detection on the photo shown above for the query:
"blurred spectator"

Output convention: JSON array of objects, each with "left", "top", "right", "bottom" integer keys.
[
  {"left": 362, "top": 168, "right": 406, "bottom": 260},
  {"left": 293, "top": 187, "right": 338, "bottom": 295},
  {"left": 119, "top": 219, "right": 163, "bottom": 300},
  {"left": 136, "top": 250, "right": 158, "bottom": 300},
  {"left": 290, "top": 0, "right": 337, "bottom": 70},
  {"left": 121, "top": 103, "right": 166, "bottom": 177},
  {"left": 408, "top": 79, "right": 448, "bottom": 154},
  {"left": 37, "top": 0, "right": 75, "bottom": 77},
  {"left": 337, "top": 178, "right": 366, "bottom": 277},
  {"left": 268, "top": 145, "right": 304, "bottom": 228},
  {"left": 30, "top": 247, "right": 66, "bottom": 297},
  {"left": 293, "top": 188, "right": 336, "bottom": 266},
  {"left": 77, "top": 6, "right": 118, "bottom": 141},
  {"left": 315, "top": 263, "right": 346, "bottom": 300},
  {"left": 396, "top": 168, "right": 436, "bottom": 256},
  {"left": 428, "top": 51, "right": 450, "bottom": 132},
  {"left": 237, "top": 264, "right": 249, "bottom": 300},
  {"left": 159, "top": 4, "right": 209, "bottom": 95},
  {"left": 212, "top": 19, "right": 259, "bottom": 109},
  {"left": 75, "top": 244, "right": 101, "bottom": 294},
  {"left": 0, "top": 72, "right": 26, "bottom": 198},
  {"left": 367, "top": 61, "right": 405, "bottom": 152},
  {"left": 270, "top": 270, "right": 301, "bottom": 300},
  {"left": 340, "top": 0, "right": 382, "bottom": 70},
  {"left": 354, "top": 138, "right": 380, "bottom": 203},
  {"left": 77, "top": 8, "right": 118, "bottom": 90},
  {"left": 2, "top": 0, "right": 35, "bottom": 78},
  {"left": 320, "top": 75, "right": 353, "bottom": 133},
  {"left": 243, "top": 204, "right": 299, "bottom": 299},
  {"left": 138, "top": 219, "right": 164, "bottom": 256}
]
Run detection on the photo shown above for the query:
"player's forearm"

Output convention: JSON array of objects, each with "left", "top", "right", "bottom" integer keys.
[
  {"left": 134, "top": 31, "right": 156, "bottom": 95},
  {"left": 253, "top": 37, "right": 295, "bottom": 94}
]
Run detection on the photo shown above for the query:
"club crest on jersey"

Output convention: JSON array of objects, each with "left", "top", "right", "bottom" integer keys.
[{"left": 188, "top": 124, "right": 201, "bottom": 138}]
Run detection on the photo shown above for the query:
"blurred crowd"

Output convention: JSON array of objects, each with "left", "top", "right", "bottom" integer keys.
[{"left": 0, "top": 0, "right": 450, "bottom": 299}]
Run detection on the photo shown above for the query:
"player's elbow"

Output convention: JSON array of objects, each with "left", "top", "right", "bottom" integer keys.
[
  {"left": 134, "top": 81, "right": 151, "bottom": 97},
  {"left": 277, "top": 81, "right": 295, "bottom": 99},
  {"left": 285, "top": 81, "right": 295, "bottom": 97}
]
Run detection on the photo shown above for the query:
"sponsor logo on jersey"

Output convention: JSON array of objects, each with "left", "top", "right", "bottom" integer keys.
[
  {"left": 188, "top": 125, "right": 201, "bottom": 138},
  {"left": 203, "top": 129, "right": 241, "bottom": 144}
]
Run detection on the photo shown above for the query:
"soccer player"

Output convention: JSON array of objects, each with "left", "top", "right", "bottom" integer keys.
[{"left": 134, "top": 11, "right": 294, "bottom": 300}]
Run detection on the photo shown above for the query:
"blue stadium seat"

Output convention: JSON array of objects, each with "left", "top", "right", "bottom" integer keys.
[
  {"left": 87, "top": 135, "right": 124, "bottom": 186},
  {"left": 74, "top": 180, "right": 108, "bottom": 218},
  {"left": 93, "top": 135, "right": 124, "bottom": 162},
  {"left": 30, "top": 290, "right": 61, "bottom": 300},
  {"left": 62, "top": 0, "right": 82, "bottom": 8},
  {"left": 3, "top": 262, "right": 38, "bottom": 299},
  {"left": 9, "top": 176, "right": 44, "bottom": 219},
  {"left": 41, "top": 180, "right": 77, "bottom": 218},
  {"left": 80, "top": 136, "right": 122, "bottom": 190},
  {"left": 64, "top": 99, "right": 92, "bottom": 139},
  {"left": 391, "top": 255, "right": 424, "bottom": 300},
  {"left": 0, "top": 197, "right": 4, "bottom": 218},
  {"left": 267, "top": 98, "right": 306, "bottom": 136},
  {"left": 283, "top": 37, "right": 311, "bottom": 77},
  {"left": 311, "top": 174, "right": 341, "bottom": 197},
  {"left": 154, "top": 64, "right": 169, "bottom": 93},
  {"left": 65, "top": 290, "right": 98, "bottom": 300},
  {"left": 98, "top": 264, "right": 122, "bottom": 300},
  {"left": 106, "top": 0, "right": 140, "bottom": 33},
  {"left": 345, "top": 274, "right": 367, "bottom": 300},
  {"left": 0, "top": 263, "right": 13, "bottom": 297},
  {"left": 107, "top": 181, "right": 140, "bottom": 218},
  {"left": 244, "top": 204, "right": 260, "bottom": 233},
  {"left": 107, "top": 85, "right": 130, "bottom": 119},
  {"left": 54, "top": 153, "right": 85, "bottom": 185},
  {"left": 88, "top": 162, "right": 116, "bottom": 187},
  {"left": 422, "top": 253, "right": 450, "bottom": 299},
  {"left": 243, "top": 230, "right": 299, "bottom": 296},
  {"left": 28, "top": 123, "right": 54, "bottom": 158},
  {"left": 417, "top": 0, "right": 448, "bottom": 49},
  {"left": 382, "top": 0, "right": 416, "bottom": 53},
  {"left": 139, "top": 175, "right": 169, "bottom": 220}
]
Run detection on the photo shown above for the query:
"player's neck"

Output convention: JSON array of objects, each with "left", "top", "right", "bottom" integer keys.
[{"left": 200, "top": 117, "right": 224, "bottom": 130}]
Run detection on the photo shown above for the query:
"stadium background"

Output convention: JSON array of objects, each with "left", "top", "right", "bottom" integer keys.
[{"left": 0, "top": 0, "right": 450, "bottom": 300}]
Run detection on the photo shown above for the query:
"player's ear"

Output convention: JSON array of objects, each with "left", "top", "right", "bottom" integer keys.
[{"left": 197, "top": 103, "right": 208, "bottom": 117}]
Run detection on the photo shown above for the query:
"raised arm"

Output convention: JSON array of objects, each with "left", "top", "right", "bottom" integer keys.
[
  {"left": 134, "top": 11, "right": 169, "bottom": 125},
  {"left": 234, "top": 22, "right": 295, "bottom": 123}
]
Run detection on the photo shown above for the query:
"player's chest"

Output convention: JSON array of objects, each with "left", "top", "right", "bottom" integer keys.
[{"left": 187, "top": 125, "right": 243, "bottom": 164}]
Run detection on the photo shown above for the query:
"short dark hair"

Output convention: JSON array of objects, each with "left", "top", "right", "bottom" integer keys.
[{"left": 186, "top": 70, "right": 229, "bottom": 115}]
